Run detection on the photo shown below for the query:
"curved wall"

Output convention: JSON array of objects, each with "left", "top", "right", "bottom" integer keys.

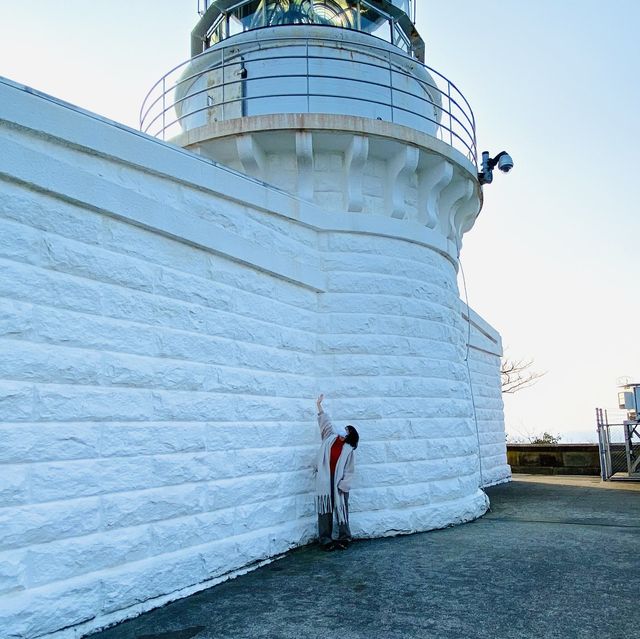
[
  {"left": 0, "top": 78, "right": 502, "bottom": 639},
  {"left": 174, "top": 26, "right": 441, "bottom": 137},
  {"left": 318, "top": 232, "right": 488, "bottom": 534}
]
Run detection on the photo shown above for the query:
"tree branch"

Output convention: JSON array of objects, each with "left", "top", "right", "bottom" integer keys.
[{"left": 501, "top": 357, "right": 546, "bottom": 394}]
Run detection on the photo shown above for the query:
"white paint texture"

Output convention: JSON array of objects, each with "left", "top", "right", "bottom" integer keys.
[{"left": 0, "top": 78, "right": 509, "bottom": 639}]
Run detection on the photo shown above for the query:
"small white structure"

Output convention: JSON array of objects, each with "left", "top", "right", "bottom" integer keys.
[
  {"left": 0, "top": 2, "right": 509, "bottom": 637},
  {"left": 597, "top": 382, "right": 640, "bottom": 480}
]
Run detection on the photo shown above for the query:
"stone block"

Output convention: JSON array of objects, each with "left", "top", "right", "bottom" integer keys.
[
  {"left": 26, "top": 526, "right": 152, "bottom": 587},
  {"left": 0, "top": 423, "right": 100, "bottom": 463},
  {"left": 0, "top": 260, "right": 103, "bottom": 316},
  {"left": 0, "top": 299, "right": 32, "bottom": 339},
  {"left": 151, "top": 391, "right": 304, "bottom": 423},
  {"left": 0, "top": 381, "right": 34, "bottom": 421},
  {"left": 0, "top": 549, "right": 26, "bottom": 595},
  {"left": 102, "top": 216, "right": 211, "bottom": 281},
  {"left": 30, "top": 457, "right": 156, "bottom": 501},
  {"left": 0, "top": 183, "right": 105, "bottom": 245},
  {"left": 205, "top": 422, "right": 299, "bottom": 451},
  {"left": 230, "top": 447, "right": 311, "bottom": 477},
  {"left": 0, "top": 465, "right": 29, "bottom": 507},
  {"left": 31, "top": 305, "right": 159, "bottom": 357},
  {"left": 102, "top": 484, "right": 207, "bottom": 530},
  {"left": 150, "top": 509, "right": 234, "bottom": 555},
  {"left": 428, "top": 475, "right": 472, "bottom": 503},
  {"left": 200, "top": 528, "right": 268, "bottom": 576},
  {"left": 205, "top": 474, "right": 280, "bottom": 511},
  {"left": 0, "top": 340, "right": 103, "bottom": 386},
  {"left": 0, "top": 498, "right": 101, "bottom": 550},
  {"left": 356, "top": 483, "right": 432, "bottom": 511},
  {"left": 0, "top": 216, "right": 42, "bottom": 265},
  {"left": 233, "top": 496, "right": 297, "bottom": 536},
  {"left": 157, "top": 329, "right": 238, "bottom": 367},
  {"left": 36, "top": 385, "right": 154, "bottom": 421},
  {"left": 0, "top": 576, "right": 102, "bottom": 639},
  {"left": 100, "top": 352, "right": 188, "bottom": 390},
  {"left": 153, "top": 265, "right": 235, "bottom": 312},
  {"left": 100, "top": 550, "right": 208, "bottom": 615},
  {"left": 151, "top": 453, "right": 212, "bottom": 485},
  {"left": 101, "top": 422, "right": 206, "bottom": 457},
  {"left": 151, "top": 390, "right": 220, "bottom": 422},
  {"left": 100, "top": 286, "right": 194, "bottom": 330},
  {"left": 40, "top": 232, "right": 156, "bottom": 293},
  {"left": 235, "top": 289, "right": 315, "bottom": 332}
]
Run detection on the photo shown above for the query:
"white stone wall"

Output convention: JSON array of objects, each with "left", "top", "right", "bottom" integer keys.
[
  {"left": 317, "top": 233, "right": 489, "bottom": 536},
  {"left": 0, "top": 77, "right": 504, "bottom": 639},
  {"left": 464, "top": 309, "right": 511, "bottom": 487}
]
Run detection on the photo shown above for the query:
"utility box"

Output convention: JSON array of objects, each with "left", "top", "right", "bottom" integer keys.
[
  {"left": 618, "top": 391, "right": 636, "bottom": 410},
  {"left": 618, "top": 383, "right": 640, "bottom": 420}
]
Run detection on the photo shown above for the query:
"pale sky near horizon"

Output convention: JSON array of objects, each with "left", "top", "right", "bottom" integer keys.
[{"left": 1, "top": 1, "right": 638, "bottom": 443}]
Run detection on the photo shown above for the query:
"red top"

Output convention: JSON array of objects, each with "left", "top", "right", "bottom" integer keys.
[{"left": 330, "top": 438, "right": 344, "bottom": 477}]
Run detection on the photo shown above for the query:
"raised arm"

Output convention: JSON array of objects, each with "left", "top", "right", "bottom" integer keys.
[{"left": 316, "top": 394, "right": 335, "bottom": 441}]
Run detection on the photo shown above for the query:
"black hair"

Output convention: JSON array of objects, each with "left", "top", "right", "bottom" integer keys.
[{"left": 344, "top": 425, "right": 359, "bottom": 449}]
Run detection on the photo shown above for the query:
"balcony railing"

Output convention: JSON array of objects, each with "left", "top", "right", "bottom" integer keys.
[{"left": 140, "top": 33, "right": 477, "bottom": 167}]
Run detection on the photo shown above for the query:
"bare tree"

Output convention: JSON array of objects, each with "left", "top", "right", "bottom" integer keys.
[{"left": 501, "top": 358, "right": 545, "bottom": 394}]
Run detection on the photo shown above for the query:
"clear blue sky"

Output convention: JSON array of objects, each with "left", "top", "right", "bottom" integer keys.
[{"left": 1, "top": 0, "right": 638, "bottom": 442}]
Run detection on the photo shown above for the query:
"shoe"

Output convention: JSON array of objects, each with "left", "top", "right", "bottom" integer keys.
[
  {"left": 320, "top": 543, "right": 336, "bottom": 551},
  {"left": 335, "top": 541, "right": 349, "bottom": 550}
]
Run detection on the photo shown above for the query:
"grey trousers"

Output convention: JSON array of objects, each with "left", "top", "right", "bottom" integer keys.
[{"left": 318, "top": 491, "right": 351, "bottom": 546}]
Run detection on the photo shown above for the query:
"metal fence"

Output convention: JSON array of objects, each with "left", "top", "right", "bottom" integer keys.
[
  {"left": 596, "top": 408, "right": 640, "bottom": 480},
  {"left": 140, "top": 34, "right": 477, "bottom": 167}
]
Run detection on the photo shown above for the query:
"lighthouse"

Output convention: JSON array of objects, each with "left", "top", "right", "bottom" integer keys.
[
  {"left": 0, "top": 3, "right": 510, "bottom": 636},
  {"left": 139, "top": 0, "right": 509, "bottom": 534}
]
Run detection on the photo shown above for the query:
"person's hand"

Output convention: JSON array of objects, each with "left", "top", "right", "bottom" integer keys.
[{"left": 316, "top": 394, "right": 324, "bottom": 412}]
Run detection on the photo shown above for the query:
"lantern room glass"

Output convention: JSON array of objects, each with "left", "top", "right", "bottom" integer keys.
[{"left": 204, "top": 0, "right": 414, "bottom": 56}]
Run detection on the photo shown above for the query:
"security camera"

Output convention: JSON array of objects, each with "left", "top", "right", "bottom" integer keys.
[
  {"left": 497, "top": 153, "right": 514, "bottom": 173},
  {"left": 478, "top": 150, "right": 514, "bottom": 185}
]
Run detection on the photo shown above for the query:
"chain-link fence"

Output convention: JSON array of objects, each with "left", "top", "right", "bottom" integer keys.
[{"left": 596, "top": 408, "right": 640, "bottom": 480}]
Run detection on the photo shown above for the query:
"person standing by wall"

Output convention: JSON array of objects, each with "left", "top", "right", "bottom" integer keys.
[{"left": 315, "top": 394, "right": 359, "bottom": 550}]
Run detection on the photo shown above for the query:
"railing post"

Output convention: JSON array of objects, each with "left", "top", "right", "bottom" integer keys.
[
  {"left": 306, "top": 39, "right": 310, "bottom": 113},
  {"left": 221, "top": 45, "right": 226, "bottom": 121},
  {"left": 162, "top": 77, "right": 166, "bottom": 141},
  {"left": 388, "top": 49, "right": 394, "bottom": 123},
  {"left": 447, "top": 81, "right": 453, "bottom": 148}
]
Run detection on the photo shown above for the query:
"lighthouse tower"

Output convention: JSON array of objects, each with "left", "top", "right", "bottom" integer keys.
[
  {"left": 141, "top": 0, "right": 506, "bottom": 533},
  {"left": 141, "top": 0, "right": 480, "bottom": 241}
]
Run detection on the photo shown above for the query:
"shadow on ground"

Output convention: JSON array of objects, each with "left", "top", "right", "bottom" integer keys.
[{"left": 90, "top": 476, "right": 640, "bottom": 639}]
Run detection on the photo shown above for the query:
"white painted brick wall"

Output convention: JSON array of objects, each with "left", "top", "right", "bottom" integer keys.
[{"left": 0, "top": 78, "right": 505, "bottom": 639}]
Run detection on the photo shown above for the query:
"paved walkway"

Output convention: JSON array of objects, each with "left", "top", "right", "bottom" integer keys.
[{"left": 91, "top": 476, "right": 640, "bottom": 639}]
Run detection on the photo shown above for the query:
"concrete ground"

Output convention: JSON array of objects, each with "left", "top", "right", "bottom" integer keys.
[{"left": 91, "top": 476, "right": 640, "bottom": 639}]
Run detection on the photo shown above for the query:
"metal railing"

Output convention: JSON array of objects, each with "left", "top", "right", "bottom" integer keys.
[{"left": 140, "top": 33, "right": 477, "bottom": 167}]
